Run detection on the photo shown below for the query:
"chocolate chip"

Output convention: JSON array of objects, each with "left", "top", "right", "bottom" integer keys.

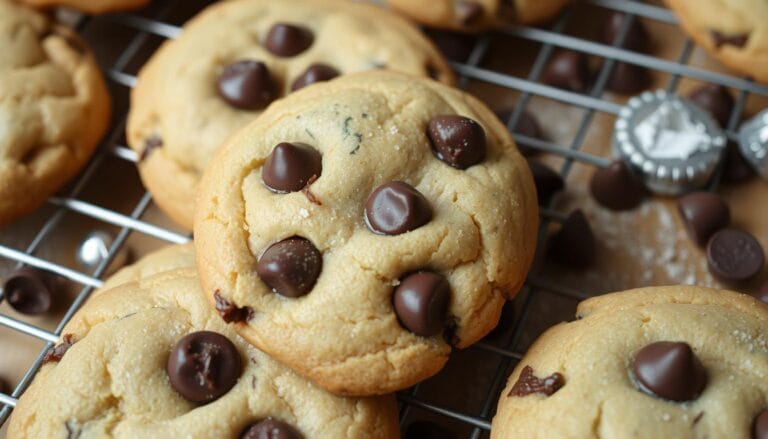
[
  {"left": 589, "top": 160, "right": 645, "bottom": 211},
  {"left": 166, "top": 331, "right": 241, "bottom": 403},
  {"left": 405, "top": 421, "right": 456, "bottom": 439},
  {"left": 257, "top": 237, "right": 322, "bottom": 298},
  {"left": 495, "top": 109, "right": 543, "bottom": 155},
  {"left": 265, "top": 23, "right": 313, "bottom": 57},
  {"left": 547, "top": 210, "right": 596, "bottom": 269},
  {"left": 365, "top": 182, "right": 432, "bottom": 236},
  {"left": 688, "top": 84, "right": 735, "bottom": 127},
  {"left": 42, "top": 334, "right": 75, "bottom": 364},
  {"left": 262, "top": 142, "right": 322, "bottom": 193},
  {"left": 677, "top": 192, "right": 730, "bottom": 246},
  {"left": 508, "top": 365, "right": 564, "bottom": 397},
  {"left": 602, "top": 12, "right": 650, "bottom": 52},
  {"left": 393, "top": 272, "right": 450, "bottom": 337},
  {"left": 427, "top": 115, "right": 486, "bottom": 169},
  {"left": 754, "top": 281, "right": 768, "bottom": 305},
  {"left": 217, "top": 61, "right": 276, "bottom": 110},
  {"left": 291, "top": 64, "right": 339, "bottom": 91},
  {"left": 240, "top": 418, "right": 302, "bottom": 439},
  {"left": 527, "top": 160, "right": 564, "bottom": 205},
  {"left": 542, "top": 51, "right": 591, "bottom": 92},
  {"left": 426, "top": 30, "right": 477, "bottom": 63},
  {"left": 631, "top": 341, "right": 706, "bottom": 402},
  {"left": 140, "top": 136, "right": 163, "bottom": 162},
  {"left": 455, "top": 0, "right": 483, "bottom": 26},
  {"left": 753, "top": 410, "right": 768, "bottom": 439},
  {"left": 707, "top": 228, "right": 765, "bottom": 282},
  {"left": 723, "top": 141, "right": 755, "bottom": 184},
  {"left": 711, "top": 31, "right": 749, "bottom": 48},
  {"left": 606, "top": 62, "right": 651, "bottom": 95},
  {"left": 3, "top": 267, "right": 56, "bottom": 315},
  {"left": 214, "top": 291, "right": 253, "bottom": 323}
]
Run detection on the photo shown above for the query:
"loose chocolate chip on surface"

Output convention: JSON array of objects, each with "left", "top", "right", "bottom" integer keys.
[
  {"left": 602, "top": 12, "right": 650, "bottom": 52},
  {"left": 677, "top": 192, "right": 730, "bottom": 246},
  {"left": 3, "top": 267, "right": 56, "bottom": 315},
  {"left": 426, "top": 30, "right": 477, "bottom": 63},
  {"left": 542, "top": 51, "right": 591, "bottom": 92},
  {"left": 427, "top": 115, "right": 486, "bottom": 169},
  {"left": 508, "top": 365, "right": 564, "bottom": 397},
  {"left": 711, "top": 31, "right": 749, "bottom": 48},
  {"left": 217, "top": 61, "right": 276, "bottom": 110},
  {"left": 365, "top": 182, "right": 432, "bottom": 235},
  {"left": 455, "top": 0, "right": 484, "bottom": 26},
  {"left": 265, "top": 23, "right": 313, "bottom": 57},
  {"left": 405, "top": 421, "right": 456, "bottom": 439},
  {"left": 607, "top": 62, "right": 651, "bottom": 95},
  {"left": 723, "top": 141, "right": 755, "bottom": 184},
  {"left": 548, "top": 209, "right": 596, "bottom": 269},
  {"left": 589, "top": 160, "right": 645, "bottom": 211},
  {"left": 753, "top": 410, "right": 768, "bottom": 439},
  {"left": 140, "top": 136, "right": 163, "bottom": 162},
  {"left": 262, "top": 142, "right": 322, "bottom": 193},
  {"left": 240, "top": 418, "right": 303, "bottom": 439},
  {"left": 167, "top": 331, "right": 241, "bottom": 403},
  {"left": 393, "top": 272, "right": 450, "bottom": 337},
  {"left": 42, "top": 334, "right": 75, "bottom": 364},
  {"left": 257, "top": 237, "right": 322, "bottom": 298},
  {"left": 291, "top": 64, "right": 339, "bottom": 91},
  {"left": 707, "top": 228, "right": 765, "bottom": 282},
  {"left": 631, "top": 341, "right": 706, "bottom": 402},
  {"left": 214, "top": 292, "right": 253, "bottom": 323},
  {"left": 527, "top": 160, "right": 564, "bottom": 205},
  {"left": 688, "top": 84, "right": 735, "bottom": 127}
]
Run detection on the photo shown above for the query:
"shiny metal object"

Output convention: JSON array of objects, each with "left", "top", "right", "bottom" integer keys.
[
  {"left": 76, "top": 231, "right": 129, "bottom": 273},
  {"left": 738, "top": 109, "right": 768, "bottom": 181}
]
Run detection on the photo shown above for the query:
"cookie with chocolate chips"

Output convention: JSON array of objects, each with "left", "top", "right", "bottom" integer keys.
[
  {"left": 7, "top": 269, "right": 399, "bottom": 438},
  {"left": 127, "top": 0, "right": 455, "bottom": 230},
  {"left": 663, "top": 0, "right": 768, "bottom": 83},
  {"left": 194, "top": 71, "right": 538, "bottom": 396},
  {"left": 19, "top": 0, "right": 148, "bottom": 14},
  {"left": 492, "top": 286, "right": 768, "bottom": 438}
]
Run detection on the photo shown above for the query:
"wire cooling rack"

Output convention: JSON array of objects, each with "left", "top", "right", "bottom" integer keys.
[{"left": 2, "top": 0, "right": 767, "bottom": 436}]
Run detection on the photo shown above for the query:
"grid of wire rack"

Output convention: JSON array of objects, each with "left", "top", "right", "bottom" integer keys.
[{"left": 1, "top": 0, "right": 767, "bottom": 436}]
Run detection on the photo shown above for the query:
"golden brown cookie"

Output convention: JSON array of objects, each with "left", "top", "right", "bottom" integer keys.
[{"left": 19, "top": 0, "right": 149, "bottom": 14}]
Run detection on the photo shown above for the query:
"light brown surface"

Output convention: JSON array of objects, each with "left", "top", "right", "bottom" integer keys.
[{"left": 19, "top": 0, "right": 149, "bottom": 14}]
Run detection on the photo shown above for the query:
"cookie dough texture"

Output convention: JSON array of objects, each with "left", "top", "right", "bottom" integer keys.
[
  {"left": 0, "top": 0, "right": 110, "bottom": 226},
  {"left": 127, "top": 0, "right": 455, "bottom": 231},
  {"left": 96, "top": 242, "right": 194, "bottom": 293},
  {"left": 19, "top": 0, "right": 148, "bottom": 14},
  {"left": 387, "top": 0, "right": 572, "bottom": 31},
  {"left": 663, "top": 0, "right": 768, "bottom": 83},
  {"left": 492, "top": 286, "right": 768, "bottom": 438},
  {"left": 8, "top": 269, "right": 400, "bottom": 438},
  {"left": 194, "top": 71, "right": 538, "bottom": 395}
]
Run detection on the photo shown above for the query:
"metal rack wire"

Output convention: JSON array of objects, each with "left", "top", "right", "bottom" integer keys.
[{"left": 1, "top": 0, "right": 767, "bottom": 436}]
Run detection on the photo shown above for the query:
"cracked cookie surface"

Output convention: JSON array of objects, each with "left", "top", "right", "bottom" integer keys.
[
  {"left": 126, "top": 0, "right": 455, "bottom": 230},
  {"left": 8, "top": 269, "right": 399, "bottom": 438},
  {"left": 194, "top": 71, "right": 538, "bottom": 396},
  {"left": 0, "top": 0, "right": 110, "bottom": 226},
  {"left": 19, "top": 0, "right": 148, "bottom": 14},
  {"left": 492, "top": 286, "right": 768, "bottom": 438}
]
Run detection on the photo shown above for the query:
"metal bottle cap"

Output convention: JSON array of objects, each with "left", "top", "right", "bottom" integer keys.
[
  {"left": 613, "top": 90, "right": 727, "bottom": 196},
  {"left": 738, "top": 109, "right": 768, "bottom": 181}
]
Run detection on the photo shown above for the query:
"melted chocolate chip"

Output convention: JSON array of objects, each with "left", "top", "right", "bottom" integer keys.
[
  {"left": 688, "top": 84, "right": 735, "bottom": 127},
  {"left": 607, "top": 62, "right": 651, "bottom": 95},
  {"left": 405, "top": 421, "right": 456, "bottom": 439},
  {"left": 257, "top": 237, "right": 322, "bottom": 298},
  {"left": 753, "top": 410, "right": 768, "bottom": 439},
  {"left": 548, "top": 210, "right": 596, "bottom": 269},
  {"left": 291, "top": 64, "right": 339, "bottom": 91},
  {"left": 427, "top": 115, "right": 486, "bottom": 169},
  {"left": 455, "top": 0, "right": 484, "bottom": 26},
  {"left": 393, "top": 272, "right": 450, "bottom": 337},
  {"left": 602, "top": 12, "right": 650, "bottom": 52},
  {"left": 265, "top": 24, "right": 313, "bottom": 57},
  {"left": 214, "top": 292, "right": 253, "bottom": 323},
  {"left": 723, "top": 141, "right": 755, "bottom": 184},
  {"left": 707, "top": 228, "right": 765, "bottom": 282},
  {"left": 140, "top": 136, "right": 163, "bottom": 162},
  {"left": 527, "top": 160, "right": 564, "bottom": 205},
  {"left": 542, "top": 51, "right": 591, "bottom": 92},
  {"left": 240, "top": 418, "right": 303, "bottom": 439},
  {"left": 365, "top": 182, "right": 432, "bottom": 235},
  {"left": 426, "top": 30, "right": 477, "bottom": 63},
  {"left": 217, "top": 61, "right": 276, "bottom": 110},
  {"left": 677, "top": 192, "right": 730, "bottom": 246},
  {"left": 711, "top": 31, "right": 749, "bottom": 48},
  {"left": 262, "top": 142, "right": 322, "bottom": 193},
  {"left": 166, "top": 331, "right": 241, "bottom": 403},
  {"left": 631, "top": 341, "right": 706, "bottom": 402},
  {"left": 42, "top": 334, "right": 75, "bottom": 364},
  {"left": 508, "top": 365, "right": 564, "bottom": 397},
  {"left": 589, "top": 160, "right": 645, "bottom": 211},
  {"left": 3, "top": 267, "right": 57, "bottom": 315}
]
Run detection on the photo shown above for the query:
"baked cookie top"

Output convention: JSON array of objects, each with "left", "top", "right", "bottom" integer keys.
[
  {"left": 0, "top": 0, "right": 110, "bottom": 226},
  {"left": 492, "top": 286, "right": 768, "bottom": 438},
  {"left": 127, "top": 0, "right": 455, "bottom": 230},
  {"left": 194, "top": 70, "right": 538, "bottom": 396},
  {"left": 19, "top": 0, "right": 148, "bottom": 14},
  {"left": 8, "top": 269, "right": 399, "bottom": 438}
]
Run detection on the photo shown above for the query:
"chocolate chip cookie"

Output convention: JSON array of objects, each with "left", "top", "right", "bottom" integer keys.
[
  {"left": 387, "top": 0, "right": 572, "bottom": 32},
  {"left": 194, "top": 71, "right": 538, "bottom": 396},
  {"left": 19, "top": 0, "right": 148, "bottom": 14},
  {"left": 8, "top": 269, "right": 399, "bottom": 438},
  {"left": 663, "top": 0, "right": 768, "bottom": 83},
  {"left": 126, "top": 0, "right": 455, "bottom": 230},
  {"left": 492, "top": 286, "right": 768, "bottom": 438},
  {"left": 0, "top": 0, "right": 110, "bottom": 226}
]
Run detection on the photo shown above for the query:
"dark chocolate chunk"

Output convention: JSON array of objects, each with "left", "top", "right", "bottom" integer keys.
[
  {"left": 677, "top": 192, "right": 730, "bottom": 246},
  {"left": 508, "top": 365, "right": 564, "bottom": 397},
  {"left": 455, "top": 0, "right": 483, "bottom": 26},
  {"left": 365, "top": 182, "right": 432, "bottom": 235},
  {"left": 602, "top": 12, "right": 650, "bottom": 52},
  {"left": 426, "top": 30, "right": 477, "bottom": 63},
  {"left": 606, "top": 62, "right": 651, "bottom": 95},
  {"left": 753, "top": 409, "right": 768, "bottom": 439},
  {"left": 218, "top": 61, "right": 276, "bottom": 110},
  {"left": 3, "top": 267, "right": 56, "bottom": 315},
  {"left": 548, "top": 209, "right": 596, "bottom": 269},
  {"left": 257, "top": 237, "right": 322, "bottom": 298},
  {"left": 688, "top": 84, "right": 735, "bottom": 127},
  {"left": 711, "top": 31, "right": 749, "bottom": 48},
  {"left": 427, "top": 115, "right": 486, "bottom": 169},
  {"left": 405, "top": 421, "right": 456, "bottom": 439},
  {"left": 542, "top": 51, "right": 591, "bottom": 93},
  {"left": 589, "top": 160, "right": 645, "bottom": 211},
  {"left": 262, "top": 142, "right": 322, "bottom": 193},
  {"left": 527, "top": 160, "right": 564, "bottom": 205},
  {"left": 631, "top": 341, "right": 706, "bottom": 402},
  {"left": 707, "top": 228, "right": 765, "bottom": 282},
  {"left": 140, "top": 136, "right": 163, "bottom": 162},
  {"left": 754, "top": 281, "right": 768, "bottom": 305},
  {"left": 166, "top": 331, "right": 241, "bottom": 403},
  {"left": 393, "top": 272, "right": 450, "bottom": 337},
  {"left": 723, "top": 141, "right": 755, "bottom": 184},
  {"left": 214, "top": 292, "right": 253, "bottom": 323},
  {"left": 240, "top": 418, "right": 303, "bottom": 439},
  {"left": 42, "top": 334, "right": 75, "bottom": 364},
  {"left": 265, "top": 23, "right": 313, "bottom": 57},
  {"left": 291, "top": 64, "right": 339, "bottom": 91}
]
